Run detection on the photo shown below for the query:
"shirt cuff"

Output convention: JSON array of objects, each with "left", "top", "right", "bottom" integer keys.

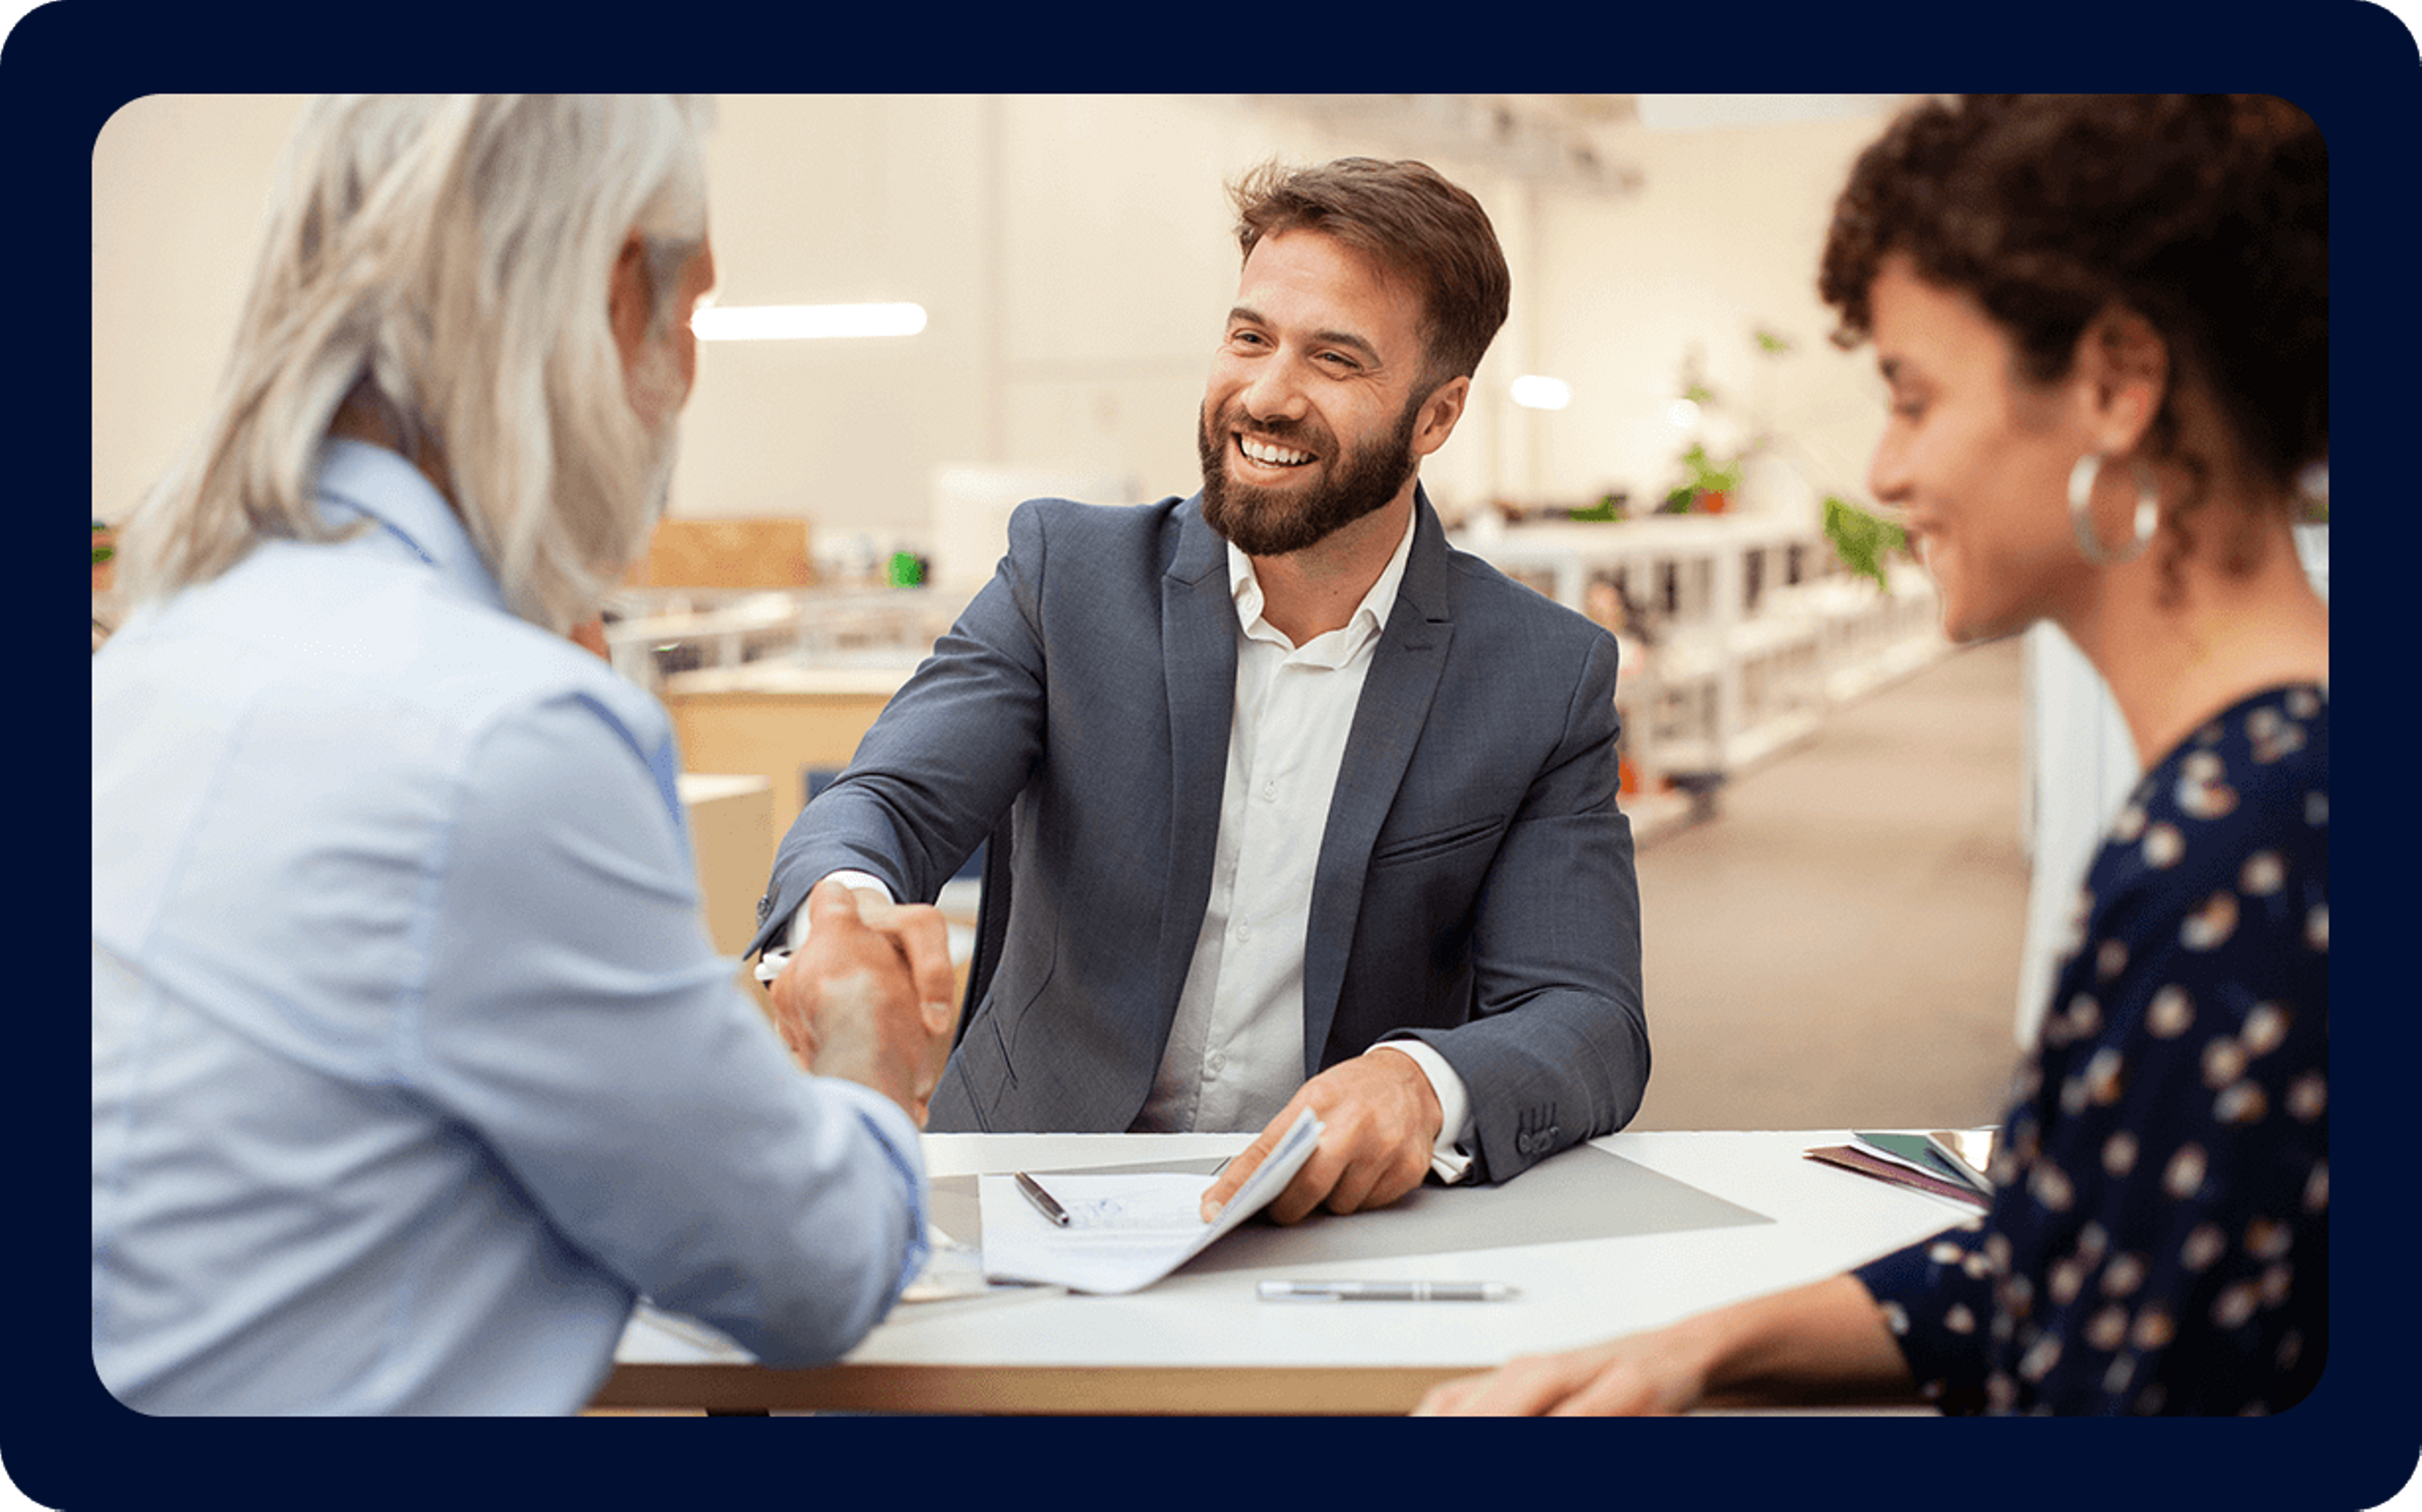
[
  {"left": 812, "top": 1074, "right": 934, "bottom": 1305},
  {"left": 1373, "top": 1038, "right": 1476, "bottom": 1185},
  {"left": 753, "top": 870, "right": 897, "bottom": 984}
]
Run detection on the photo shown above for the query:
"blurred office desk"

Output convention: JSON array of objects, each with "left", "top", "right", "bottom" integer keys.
[
  {"left": 676, "top": 774, "right": 775, "bottom": 984},
  {"left": 594, "top": 1129, "right": 1974, "bottom": 1416},
  {"left": 657, "top": 663, "right": 913, "bottom": 840}
]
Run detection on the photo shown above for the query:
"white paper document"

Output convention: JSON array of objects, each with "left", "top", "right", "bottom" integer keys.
[
  {"left": 898, "top": 1224, "right": 1056, "bottom": 1306},
  {"left": 978, "top": 1108, "right": 1325, "bottom": 1295}
]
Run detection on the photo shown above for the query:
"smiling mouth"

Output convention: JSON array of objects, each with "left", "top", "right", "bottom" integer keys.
[{"left": 1236, "top": 434, "right": 1314, "bottom": 468}]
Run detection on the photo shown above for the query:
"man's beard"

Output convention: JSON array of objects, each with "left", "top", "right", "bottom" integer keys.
[{"left": 1197, "top": 392, "right": 1422, "bottom": 557}]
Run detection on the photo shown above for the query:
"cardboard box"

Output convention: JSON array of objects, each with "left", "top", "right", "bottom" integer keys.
[{"left": 632, "top": 518, "right": 816, "bottom": 589}]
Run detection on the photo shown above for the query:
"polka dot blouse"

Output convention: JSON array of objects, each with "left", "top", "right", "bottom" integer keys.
[{"left": 1854, "top": 683, "right": 2327, "bottom": 1414}]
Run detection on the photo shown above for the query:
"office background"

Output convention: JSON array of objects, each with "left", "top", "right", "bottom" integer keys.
[{"left": 94, "top": 95, "right": 1904, "bottom": 557}]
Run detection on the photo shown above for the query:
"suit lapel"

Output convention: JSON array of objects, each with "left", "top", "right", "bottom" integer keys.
[
  {"left": 1301, "top": 493, "right": 1455, "bottom": 1073},
  {"left": 1157, "top": 497, "right": 1237, "bottom": 1017}
]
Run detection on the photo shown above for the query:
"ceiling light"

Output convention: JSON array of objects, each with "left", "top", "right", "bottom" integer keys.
[{"left": 691, "top": 303, "right": 928, "bottom": 341}]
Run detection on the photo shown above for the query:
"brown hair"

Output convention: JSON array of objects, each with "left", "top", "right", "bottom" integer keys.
[
  {"left": 1231, "top": 157, "right": 1511, "bottom": 393},
  {"left": 1819, "top": 95, "right": 2326, "bottom": 582}
]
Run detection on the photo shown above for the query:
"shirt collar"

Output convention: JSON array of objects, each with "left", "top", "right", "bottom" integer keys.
[
  {"left": 1226, "top": 503, "right": 1419, "bottom": 657},
  {"left": 311, "top": 438, "right": 512, "bottom": 616}
]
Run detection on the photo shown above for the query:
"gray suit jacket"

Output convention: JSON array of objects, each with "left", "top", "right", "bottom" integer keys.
[{"left": 747, "top": 487, "right": 1647, "bottom": 1183}]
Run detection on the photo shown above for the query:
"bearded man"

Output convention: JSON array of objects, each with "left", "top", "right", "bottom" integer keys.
[{"left": 752, "top": 158, "right": 1648, "bottom": 1221}]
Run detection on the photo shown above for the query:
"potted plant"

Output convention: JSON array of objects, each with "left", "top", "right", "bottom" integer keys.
[
  {"left": 1565, "top": 491, "right": 1628, "bottom": 522},
  {"left": 1658, "top": 443, "right": 1745, "bottom": 515}
]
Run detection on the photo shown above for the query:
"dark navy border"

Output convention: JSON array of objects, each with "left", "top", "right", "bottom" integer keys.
[{"left": 21, "top": 3, "right": 2414, "bottom": 1508}]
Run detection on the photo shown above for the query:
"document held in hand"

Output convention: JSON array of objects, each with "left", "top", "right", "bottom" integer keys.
[{"left": 978, "top": 1108, "right": 1326, "bottom": 1294}]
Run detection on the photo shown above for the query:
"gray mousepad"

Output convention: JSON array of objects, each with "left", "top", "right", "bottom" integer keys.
[{"left": 932, "top": 1144, "right": 1770, "bottom": 1276}]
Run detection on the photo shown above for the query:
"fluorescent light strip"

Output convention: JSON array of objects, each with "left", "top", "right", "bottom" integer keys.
[{"left": 691, "top": 303, "right": 928, "bottom": 341}]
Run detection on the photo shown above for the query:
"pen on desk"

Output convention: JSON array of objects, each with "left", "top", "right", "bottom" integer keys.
[
  {"left": 1013, "top": 1172, "right": 1072, "bottom": 1227},
  {"left": 1257, "top": 1281, "right": 1515, "bottom": 1303}
]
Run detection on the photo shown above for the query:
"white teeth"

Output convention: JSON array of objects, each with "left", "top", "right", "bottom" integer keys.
[{"left": 1240, "top": 436, "right": 1311, "bottom": 467}]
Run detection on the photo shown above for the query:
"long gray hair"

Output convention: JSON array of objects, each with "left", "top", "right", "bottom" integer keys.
[{"left": 118, "top": 95, "right": 714, "bottom": 631}]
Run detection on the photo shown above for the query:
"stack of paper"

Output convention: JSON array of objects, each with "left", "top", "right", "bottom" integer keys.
[
  {"left": 1805, "top": 1129, "right": 1996, "bottom": 1210},
  {"left": 978, "top": 1108, "right": 1325, "bottom": 1294}
]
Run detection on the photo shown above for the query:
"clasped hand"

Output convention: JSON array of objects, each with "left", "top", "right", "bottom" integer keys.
[
  {"left": 767, "top": 878, "right": 959, "bottom": 1124},
  {"left": 1197, "top": 1046, "right": 1444, "bottom": 1225}
]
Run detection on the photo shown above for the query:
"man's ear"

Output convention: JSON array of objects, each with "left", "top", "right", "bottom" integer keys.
[
  {"left": 2073, "top": 304, "right": 2170, "bottom": 457},
  {"left": 1411, "top": 373, "right": 1471, "bottom": 460},
  {"left": 607, "top": 231, "right": 653, "bottom": 371}
]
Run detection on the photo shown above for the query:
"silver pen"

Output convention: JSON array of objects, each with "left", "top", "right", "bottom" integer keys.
[
  {"left": 1013, "top": 1172, "right": 1072, "bottom": 1227},
  {"left": 1257, "top": 1280, "right": 1515, "bottom": 1303}
]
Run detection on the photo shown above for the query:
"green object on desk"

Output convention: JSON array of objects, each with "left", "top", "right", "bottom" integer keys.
[{"left": 886, "top": 550, "right": 924, "bottom": 587}]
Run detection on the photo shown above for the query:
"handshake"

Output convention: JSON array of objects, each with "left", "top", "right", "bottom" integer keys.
[
  {"left": 758, "top": 878, "right": 1449, "bottom": 1231},
  {"left": 764, "top": 878, "right": 961, "bottom": 1125}
]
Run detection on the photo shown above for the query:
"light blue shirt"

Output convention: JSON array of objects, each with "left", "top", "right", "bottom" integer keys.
[{"left": 91, "top": 440, "right": 928, "bottom": 1414}]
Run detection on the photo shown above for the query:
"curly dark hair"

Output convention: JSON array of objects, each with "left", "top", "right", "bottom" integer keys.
[
  {"left": 1231, "top": 157, "right": 1511, "bottom": 395},
  {"left": 1818, "top": 95, "right": 2326, "bottom": 576}
]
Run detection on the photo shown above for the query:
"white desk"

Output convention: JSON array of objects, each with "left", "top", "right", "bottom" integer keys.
[{"left": 595, "top": 1129, "right": 1975, "bottom": 1415}]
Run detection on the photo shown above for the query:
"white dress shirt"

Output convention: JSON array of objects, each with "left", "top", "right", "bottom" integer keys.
[
  {"left": 1132, "top": 515, "right": 1473, "bottom": 1180},
  {"left": 781, "top": 508, "right": 1475, "bottom": 1180}
]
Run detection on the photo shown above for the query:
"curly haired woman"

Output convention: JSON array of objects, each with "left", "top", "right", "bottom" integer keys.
[{"left": 1419, "top": 95, "right": 2327, "bottom": 1418}]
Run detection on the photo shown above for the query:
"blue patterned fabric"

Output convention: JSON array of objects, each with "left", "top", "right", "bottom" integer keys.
[{"left": 1856, "top": 684, "right": 2327, "bottom": 1415}]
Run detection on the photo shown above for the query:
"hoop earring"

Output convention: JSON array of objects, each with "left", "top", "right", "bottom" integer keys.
[{"left": 2068, "top": 452, "right": 2160, "bottom": 566}]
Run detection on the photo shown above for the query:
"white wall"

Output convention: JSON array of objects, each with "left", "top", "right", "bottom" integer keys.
[
  {"left": 91, "top": 95, "right": 312, "bottom": 525},
  {"left": 1526, "top": 114, "right": 1891, "bottom": 522},
  {"left": 90, "top": 95, "right": 1897, "bottom": 561}
]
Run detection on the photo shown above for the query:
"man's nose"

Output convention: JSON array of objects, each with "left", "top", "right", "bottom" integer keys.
[{"left": 1239, "top": 358, "right": 1311, "bottom": 425}]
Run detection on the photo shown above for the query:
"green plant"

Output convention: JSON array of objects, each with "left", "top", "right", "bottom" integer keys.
[
  {"left": 1823, "top": 494, "right": 1905, "bottom": 590},
  {"left": 92, "top": 520, "right": 115, "bottom": 567},
  {"left": 1659, "top": 444, "right": 1745, "bottom": 513}
]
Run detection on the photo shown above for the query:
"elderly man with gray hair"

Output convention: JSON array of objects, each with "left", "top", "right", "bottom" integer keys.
[{"left": 90, "top": 95, "right": 954, "bottom": 1414}]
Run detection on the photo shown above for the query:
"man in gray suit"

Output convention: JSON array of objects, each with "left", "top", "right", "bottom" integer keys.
[{"left": 749, "top": 158, "right": 1646, "bottom": 1223}]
